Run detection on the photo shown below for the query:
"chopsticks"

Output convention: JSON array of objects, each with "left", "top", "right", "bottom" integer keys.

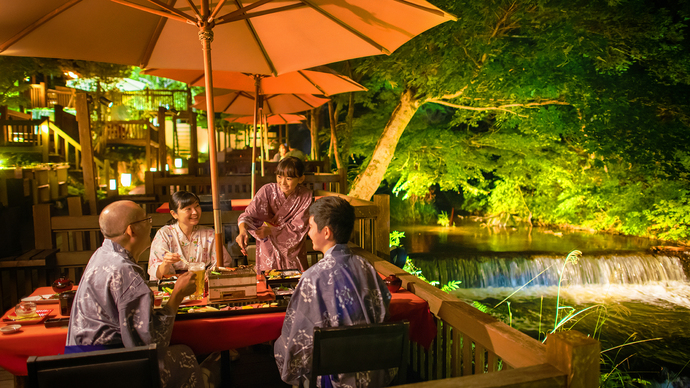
[{"left": 161, "top": 248, "right": 190, "bottom": 266}]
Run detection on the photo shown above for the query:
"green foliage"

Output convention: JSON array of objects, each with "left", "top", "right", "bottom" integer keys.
[
  {"left": 437, "top": 211, "right": 450, "bottom": 227},
  {"left": 389, "top": 230, "right": 405, "bottom": 248}
]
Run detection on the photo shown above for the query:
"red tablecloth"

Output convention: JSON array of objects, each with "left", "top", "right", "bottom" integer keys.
[
  {"left": 156, "top": 199, "right": 252, "bottom": 213},
  {"left": 0, "top": 283, "right": 436, "bottom": 376}
]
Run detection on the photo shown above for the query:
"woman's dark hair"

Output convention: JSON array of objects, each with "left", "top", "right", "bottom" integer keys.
[
  {"left": 276, "top": 156, "right": 305, "bottom": 178},
  {"left": 167, "top": 191, "right": 200, "bottom": 224},
  {"left": 309, "top": 196, "right": 355, "bottom": 244}
]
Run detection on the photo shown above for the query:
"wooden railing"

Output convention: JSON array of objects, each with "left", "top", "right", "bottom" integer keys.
[
  {"left": 144, "top": 171, "right": 343, "bottom": 202},
  {"left": 26, "top": 83, "right": 76, "bottom": 109},
  {"left": 117, "top": 89, "right": 190, "bottom": 112},
  {"left": 103, "top": 120, "right": 159, "bottom": 143},
  {"left": 5, "top": 192, "right": 600, "bottom": 387}
]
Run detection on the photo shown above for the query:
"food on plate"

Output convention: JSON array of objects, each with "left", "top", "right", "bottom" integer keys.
[{"left": 266, "top": 269, "right": 301, "bottom": 280}]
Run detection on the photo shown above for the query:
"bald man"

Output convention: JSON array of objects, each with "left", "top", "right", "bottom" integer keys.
[{"left": 66, "top": 201, "right": 203, "bottom": 388}]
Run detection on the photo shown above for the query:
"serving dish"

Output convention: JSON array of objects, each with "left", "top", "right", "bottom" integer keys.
[
  {"left": 1, "top": 324, "right": 21, "bottom": 334},
  {"left": 264, "top": 269, "right": 302, "bottom": 286},
  {"left": 21, "top": 294, "right": 60, "bottom": 304},
  {"left": 3, "top": 309, "right": 53, "bottom": 325},
  {"left": 174, "top": 298, "right": 288, "bottom": 320}
]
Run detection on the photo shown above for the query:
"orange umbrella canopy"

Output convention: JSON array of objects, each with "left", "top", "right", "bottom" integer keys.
[
  {"left": 0, "top": 0, "right": 456, "bottom": 76},
  {"left": 225, "top": 114, "right": 306, "bottom": 126},
  {"left": 193, "top": 90, "right": 329, "bottom": 116},
  {"left": 143, "top": 66, "right": 366, "bottom": 96}
]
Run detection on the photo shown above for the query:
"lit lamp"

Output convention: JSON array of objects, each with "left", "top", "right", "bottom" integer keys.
[
  {"left": 99, "top": 96, "right": 113, "bottom": 108},
  {"left": 109, "top": 179, "right": 116, "bottom": 190},
  {"left": 174, "top": 158, "right": 182, "bottom": 168},
  {"left": 150, "top": 167, "right": 157, "bottom": 172},
  {"left": 165, "top": 165, "right": 169, "bottom": 171},
  {"left": 120, "top": 173, "right": 132, "bottom": 187}
]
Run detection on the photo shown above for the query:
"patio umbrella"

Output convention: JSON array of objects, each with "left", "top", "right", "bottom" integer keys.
[
  {"left": 224, "top": 114, "right": 305, "bottom": 126},
  {"left": 192, "top": 90, "right": 329, "bottom": 116},
  {"left": 143, "top": 66, "right": 366, "bottom": 97},
  {"left": 0, "top": 0, "right": 456, "bottom": 264},
  {"left": 194, "top": 90, "right": 327, "bottom": 191}
]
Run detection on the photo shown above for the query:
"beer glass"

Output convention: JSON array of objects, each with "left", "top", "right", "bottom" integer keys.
[{"left": 187, "top": 262, "right": 205, "bottom": 300}]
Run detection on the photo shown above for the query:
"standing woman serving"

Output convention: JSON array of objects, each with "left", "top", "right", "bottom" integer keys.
[
  {"left": 236, "top": 156, "right": 312, "bottom": 272},
  {"left": 149, "top": 191, "right": 232, "bottom": 280}
]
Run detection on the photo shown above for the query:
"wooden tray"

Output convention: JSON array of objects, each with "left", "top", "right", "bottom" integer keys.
[
  {"left": 3, "top": 309, "right": 53, "bottom": 325},
  {"left": 174, "top": 299, "right": 288, "bottom": 321}
]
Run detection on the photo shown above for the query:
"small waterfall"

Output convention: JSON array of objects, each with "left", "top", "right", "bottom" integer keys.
[{"left": 410, "top": 253, "right": 688, "bottom": 289}]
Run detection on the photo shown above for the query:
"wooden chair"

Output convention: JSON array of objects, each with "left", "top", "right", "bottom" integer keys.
[
  {"left": 26, "top": 344, "right": 160, "bottom": 388},
  {"left": 310, "top": 321, "right": 409, "bottom": 388}
]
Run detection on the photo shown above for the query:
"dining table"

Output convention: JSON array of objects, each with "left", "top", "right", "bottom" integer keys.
[{"left": 0, "top": 279, "right": 436, "bottom": 376}]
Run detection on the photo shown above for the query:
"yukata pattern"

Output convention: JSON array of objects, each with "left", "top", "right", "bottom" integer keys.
[
  {"left": 66, "top": 239, "right": 202, "bottom": 388},
  {"left": 274, "top": 244, "right": 394, "bottom": 388},
  {"left": 148, "top": 224, "right": 231, "bottom": 280},
  {"left": 238, "top": 183, "right": 312, "bottom": 272}
]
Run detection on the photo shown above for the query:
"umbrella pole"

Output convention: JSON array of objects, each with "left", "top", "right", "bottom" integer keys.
[
  {"left": 260, "top": 111, "right": 265, "bottom": 177},
  {"left": 199, "top": 20, "right": 222, "bottom": 270},
  {"left": 251, "top": 76, "right": 260, "bottom": 198}
]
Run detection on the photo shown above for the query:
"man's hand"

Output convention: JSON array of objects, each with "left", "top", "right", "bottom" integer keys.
[{"left": 173, "top": 271, "right": 196, "bottom": 298}]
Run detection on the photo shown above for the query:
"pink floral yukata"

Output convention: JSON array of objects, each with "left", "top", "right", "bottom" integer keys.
[{"left": 238, "top": 183, "right": 312, "bottom": 272}]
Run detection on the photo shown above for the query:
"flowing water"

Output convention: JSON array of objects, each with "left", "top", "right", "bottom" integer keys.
[{"left": 397, "top": 222, "right": 690, "bottom": 385}]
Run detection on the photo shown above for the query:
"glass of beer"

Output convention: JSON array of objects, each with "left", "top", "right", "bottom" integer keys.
[{"left": 187, "top": 262, "right": 206, "bottom": 300}]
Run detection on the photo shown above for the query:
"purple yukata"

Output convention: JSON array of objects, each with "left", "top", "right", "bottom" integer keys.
[
  {"left": 67, "top": 240, "right": 202, "bottom": 388},
  {"left": 274, "top": 244, "right": 393, "bottom": 387},
  {"left": 238, "top": 183, "right": 312, "bottom": 272}
]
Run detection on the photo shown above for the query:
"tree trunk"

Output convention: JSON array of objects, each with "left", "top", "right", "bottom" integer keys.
[
  {"left": 310, "top": 107, "right": 321, "bottom": 160},
  {"left": 348, "top": 87, "right": 421, "bottom": 200}
]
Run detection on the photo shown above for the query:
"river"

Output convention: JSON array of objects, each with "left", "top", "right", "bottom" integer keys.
[{"left": 396, "top": 221, "right": 690, "bottom": 386}]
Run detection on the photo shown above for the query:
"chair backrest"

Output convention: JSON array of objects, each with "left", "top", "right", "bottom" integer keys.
[
  {"left": 311, "top": 321, "right": 409, "bottom": 388},
  {"left": 26, "top": 344, "right": 160, "bottom": 388}
]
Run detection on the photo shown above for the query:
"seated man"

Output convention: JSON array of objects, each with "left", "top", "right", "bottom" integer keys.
[
  {"left": 66, "top": 200, "right": 203, "bottom": 388},
  {"left": 274, "top": 196, "right": 392, "bottom": 387}
]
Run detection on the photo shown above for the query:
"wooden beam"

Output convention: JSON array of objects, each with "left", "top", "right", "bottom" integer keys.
[
  {"left": 373, "top": 194, "right": 390, "bottom": 260},
  {"left": 393, "top": 363, "right": 566, "bottom": 388},
  {"left": 76, "top": 93, "right": 97, "bottom": 215},
  {"left": 33, "top": 203, "right": 52, "bottom": 249},
  {"left": 546, "top": 331, "right": 600, "bottom": 388},
  {"left": 158, "top": 107, "right": 167, "bottom": 174}
]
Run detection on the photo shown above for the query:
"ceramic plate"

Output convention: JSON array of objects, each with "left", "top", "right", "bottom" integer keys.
[
  {"left": 3, "top": 309, "right": 53, "bottom": 325},
  {"left": 21, "top": 294, "right": 59, "bottom": 304}
]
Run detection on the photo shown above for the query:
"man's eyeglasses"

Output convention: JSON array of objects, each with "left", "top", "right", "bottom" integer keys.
[{"left": 129, "top": 216, "right": 153, "bottom": 227}]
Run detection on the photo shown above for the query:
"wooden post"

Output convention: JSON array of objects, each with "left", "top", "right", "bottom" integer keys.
[
  {"left": 373, "top": 194, "right": 390, "bottom": 260},
  {"left": 33, "top": 203, "right": 52, "bottom": 249},
  {"left": 145, "top": 120, "right": 152, "bottom": 171},
  {"left": 189, "top": 108, "right": 198, "bottom": 175},
  {"left": 76, "top": 93, "right": 97, "bottom": 215},
  {"left": 158, "top": 107, "right": 167, "bottom": 175},
  {"left": 546, "top": 331, "right": 600, "bottom": 388},
  {"left": 67, "top": 196, "right": 84, "bottom": 251},
  {"left": 41, "top": 120, "right": 49, "bottom": 163}
]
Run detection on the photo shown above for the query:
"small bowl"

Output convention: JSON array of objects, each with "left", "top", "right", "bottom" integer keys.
[
  {"left": 15, "top": 301, "right": 37, "bottom": 317},
  {"left": 1, "top": 325, "right": 22, "bottom": 334}
]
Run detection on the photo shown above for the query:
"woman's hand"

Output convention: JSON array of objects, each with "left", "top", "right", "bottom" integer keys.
[
  {"left": 157, "top": 252, "right": 181, "bottom": 279},
  {"left": 255, "top": 224, "right": 272, "bottom": 240},
  {"left": 236, "top": 231, "right": 249, "bottom": 255}
]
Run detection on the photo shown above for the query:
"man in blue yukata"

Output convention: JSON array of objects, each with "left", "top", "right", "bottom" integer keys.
[
  {"left": 274, "top": 196, "right": 393, "bottom": 388},
  {"left": 66, "top": 200, "right": 205, "bottom": 388}
]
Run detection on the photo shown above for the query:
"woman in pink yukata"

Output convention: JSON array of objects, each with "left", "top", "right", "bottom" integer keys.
[{"left": 236, "top": 156, "right": 312, "bottom": 272}]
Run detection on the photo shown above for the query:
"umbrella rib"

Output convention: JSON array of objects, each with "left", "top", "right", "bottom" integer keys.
[
  {"left": 111, "top": 0, "right": 191, "bottom": 24},
  {"left": 209, "top": 0, "right": 228, "bottom": 22},
  {"left": 298, "top": 0, "right": 390, "bottom": 55},
  {"left": 228, "top": 0, "right": 278, "bottom": 76},
  {"left": 185, "top": 0, "right": 203, "bottom": 20},
  {"left": 222, "top": 93, "right": 242, "bottom": 113},
  {"left": 146, "top": 0, "right": 197, "bottom": 23},
  {"left": 139, "top": 12, "right": 170, "bottom": 68},
  {"left": 216, "top": 3, "right": 305, "bottom": 24},
  {"left": 0, "top": 0, "right": 81, "bottom": 53},
  {"left": 215, "top": 0, "right": 275, "bottom": 24},
  {"left": 297, "top": 71, "right": 328, "bottom": 96},
  {"left": 293, "top": 94, "right": 322, "bottom": 108},
  {"left": 331, "top": 72, "right": 368, "bottom": 91},
  {"left": 393, "top": 0, "right": 455, "bottom": 18}
]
